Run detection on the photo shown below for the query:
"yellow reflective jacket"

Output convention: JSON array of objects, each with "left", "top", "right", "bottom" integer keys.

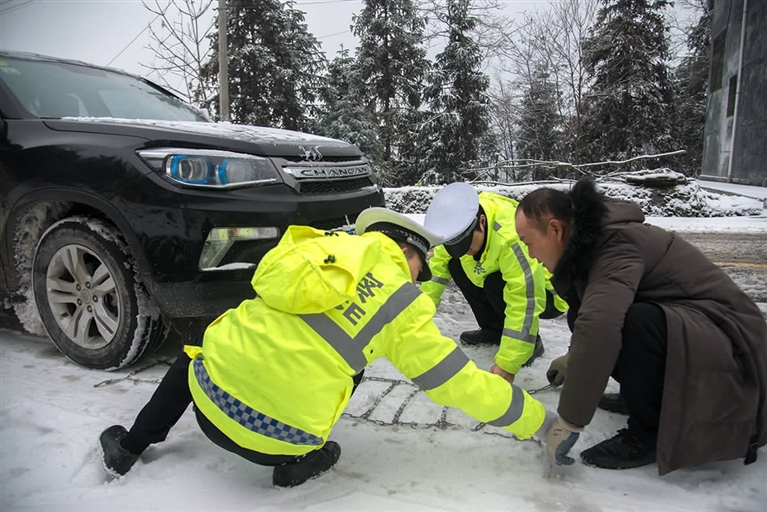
[
  {"left": 186, "top": 225, "right": 545, "bottom": 457},
  {"left": 420, "top": 192, "right": 567, "bottom": 374}
]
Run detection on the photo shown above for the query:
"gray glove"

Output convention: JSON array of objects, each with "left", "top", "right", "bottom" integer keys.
[
  {"left": 534, "top": 409, "right": 558, "bottom": 440},
  {"left": 546, "top": 353, "right": 569, "bottom": 386},
  {"left": 545, "top": 416, "right": 583, "bottom": 465}
]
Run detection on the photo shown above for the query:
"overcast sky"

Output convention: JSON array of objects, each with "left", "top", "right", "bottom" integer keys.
[
  {"left": 0, "top": 0, "right": 548, "bottom": 79},
  {"left": 1, "top": 0, "right": 695, "bottom": 97}
]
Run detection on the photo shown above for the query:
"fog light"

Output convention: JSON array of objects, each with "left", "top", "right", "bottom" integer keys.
[{"left": 199, "top": 227, "right": 280, "bottom": 270}]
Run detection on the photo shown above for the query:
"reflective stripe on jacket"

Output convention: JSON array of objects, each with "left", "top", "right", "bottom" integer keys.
[
  {"left": 188, "top": 225, "right": 545, "bottom": 456},
  {"left": 420, "top": 192, "right": 561, "bottom": 374}
]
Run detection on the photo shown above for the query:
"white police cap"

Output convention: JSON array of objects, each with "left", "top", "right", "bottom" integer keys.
[
  {"left": 424, "top": 182, "right": 479, "bottom": 241},
  {"left": 355, "top": 207, "right": 444, "bottom": 281}
]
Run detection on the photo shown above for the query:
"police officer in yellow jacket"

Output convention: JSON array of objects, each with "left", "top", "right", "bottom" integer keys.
[
  {"left": 422, "top": 183, "right": 567, "bottom": 384},
  {"left": 99, "top": 207, "right": 555, "bottom": 487}
]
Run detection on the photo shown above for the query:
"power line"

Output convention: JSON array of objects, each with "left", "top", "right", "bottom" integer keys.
[
  {"left": 292, "top": 0, "right": 361, "bottom": 5},
  {"left": 106, "top": 13, "right": 161, "bottom": 67},
  {"left": 318, "top": 29, "right": 351, "bottom": 39},
  {"left": 238, "top": 0, "right": 360, "bottom": 5}
]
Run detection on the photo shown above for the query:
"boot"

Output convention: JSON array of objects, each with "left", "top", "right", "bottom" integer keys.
[
  {"left": 99, "top": 425, "right": 141, "bottom": 477},
  {"left": 598, "top": 393, "right": 629, "bottom": 415},
  {"left": 580, "top": 428, "right": 656, "bottom": 470},
  {"left": 272, "top": 441, "right": 341, "bottom": 487},
  {"left": 459, "top": 329, "right": 501, "bottom": 346},
  {"left": 522, "top": 335, "right": 545, "bottom": 367}
]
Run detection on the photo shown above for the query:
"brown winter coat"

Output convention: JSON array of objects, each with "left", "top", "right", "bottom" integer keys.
[{"left": 552, "top": 179, "right": 767, "bottom": 475}]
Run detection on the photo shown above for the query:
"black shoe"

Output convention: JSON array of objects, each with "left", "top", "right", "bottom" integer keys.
[
  {"left": 99, "top": 425, "right": 140, "bottom": 477},
  {"left": 598, "top": 393, "right": 629, "bottom": 415},
  {"left": 580, "top": 428, "right": 657, "bottom": 470},
  {"left": 459, "top": 329, "right": 501, "bottom": 346},
  {"left": 522, "top": 335, "right": 545, "bottom": 367},
  {"left": 273, "top": 441, "right": 341, "bottom": 487}
]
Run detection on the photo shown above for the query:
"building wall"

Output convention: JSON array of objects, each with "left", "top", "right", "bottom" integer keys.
[{"left": 701, "top": 0, "right": 767, "bottom": 186}]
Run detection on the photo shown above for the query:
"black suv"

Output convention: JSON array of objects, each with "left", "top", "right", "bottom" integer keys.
[{"left": 0, "top": 52, "right": 384, "bottom": 370}]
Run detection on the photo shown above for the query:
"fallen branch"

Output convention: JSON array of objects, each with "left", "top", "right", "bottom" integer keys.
[{"left": 469, "top": 149, "right": 688, "bottom": 174}]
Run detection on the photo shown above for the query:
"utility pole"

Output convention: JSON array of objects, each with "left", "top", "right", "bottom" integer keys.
[{"left": 218, "top": 0, "right": 229, "bottom": 121}]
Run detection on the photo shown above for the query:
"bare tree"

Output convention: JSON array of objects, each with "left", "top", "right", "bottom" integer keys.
[
  {"left": 141, "top": 0, "right": 216, "bottom": 117},
  {"left": 541, "top": 0, "right": 597, "bottom": 163},
  {"left": 675, "top": 0, "right": 712, "bottom": 19},
  {"left": 667, "top": 0, "right": 712, "bottom": 63},
  {"left": 495, "top": 0, "right": 597, "bottom": 164},
  {"left": 487, "top": 77, "right": 514, "bottom": 160},
  {"left": 486, "top": 74, "right": 527, "bottom": 183},
  {"left": 419, "top": 0, "right": 516, "bottom": 62}
]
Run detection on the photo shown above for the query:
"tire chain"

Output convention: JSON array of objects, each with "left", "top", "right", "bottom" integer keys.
[
  {"left": 93, "top": 358, "right": 173, "bottom": 388},
  {"left": 341, "top": 375, "right": 514, "bottom": 439},
  {"left": 93, "top": 361, "right": 515, "bottom": 440}
]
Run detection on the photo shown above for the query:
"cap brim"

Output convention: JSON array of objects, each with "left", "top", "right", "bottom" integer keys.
[
  {"left": 356, "top": 208, "right": 442, "bottom": 282},
  {"left": 445, "top": 232, "right": 474, "bottom": 258},
  {"left": 417, "top": 262, "right": 432, "bottom": 282},
  {"left": 355, "top": 208, "right": 443, "bottom": 249}
]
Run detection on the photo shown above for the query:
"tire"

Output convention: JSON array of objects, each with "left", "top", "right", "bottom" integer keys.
[{"left": 32, "top": 217, "right": 167, "bottom": 370}]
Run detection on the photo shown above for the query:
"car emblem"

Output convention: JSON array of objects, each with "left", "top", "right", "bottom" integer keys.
[{"left": 299, "top": 145, "right": 323, "bottom": 161}]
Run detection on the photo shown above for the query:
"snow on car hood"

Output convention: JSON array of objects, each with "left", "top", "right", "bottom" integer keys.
[
  {"left": 59, "top": 117, "right": 347, "bottom": 145},
  {"left": 45, "top": 117, "right": 360, "bottom": 156}
]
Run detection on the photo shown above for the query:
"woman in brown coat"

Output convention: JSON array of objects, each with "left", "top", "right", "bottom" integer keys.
[{"left": 515, "top": 177, "right": 766, "bottom": 475}]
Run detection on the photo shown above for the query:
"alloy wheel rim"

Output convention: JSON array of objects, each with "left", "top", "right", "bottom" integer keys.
[{"left": 45, "top": 244, "right": 120, "bottom": 349}]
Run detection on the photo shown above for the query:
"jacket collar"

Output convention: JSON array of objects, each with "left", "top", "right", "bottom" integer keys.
[{"left": 552, "top": 178, "right": 607, "bottom": 290}]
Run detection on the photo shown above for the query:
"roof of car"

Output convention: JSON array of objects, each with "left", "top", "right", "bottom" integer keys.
[{"left": 0, "top": 50, "right": 137, "bottom": 80}]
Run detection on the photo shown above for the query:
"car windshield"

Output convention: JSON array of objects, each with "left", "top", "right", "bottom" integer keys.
[{"left": 0, "top": 56, "right": 208, "bottom": 122}]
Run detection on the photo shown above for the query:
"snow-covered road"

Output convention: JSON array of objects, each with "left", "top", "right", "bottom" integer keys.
[
  {"left": 1, "top": 281, "right": 765, "bottom": 512},
  {"left": 2, "top": 212, "right": 767, "bottom": 511}
]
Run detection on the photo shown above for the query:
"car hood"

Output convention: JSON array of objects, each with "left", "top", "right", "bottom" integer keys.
[{"left": 43, "top": 118, "right": 362, "bottom": 158}]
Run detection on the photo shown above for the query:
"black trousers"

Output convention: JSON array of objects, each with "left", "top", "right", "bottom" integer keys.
[
  {"left": 447, "top": 257, "right": 562, "bottom": 334},
  {"left": 611, "top": 302, "right": 668, "bottom": 446},
  {"left": 124, "top": 350, "right": 364, "bottom": 466}
]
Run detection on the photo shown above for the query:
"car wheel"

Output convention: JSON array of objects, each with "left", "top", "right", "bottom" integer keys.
[{"left": 32, "top": 216, "right": 166, "bottom": 370}]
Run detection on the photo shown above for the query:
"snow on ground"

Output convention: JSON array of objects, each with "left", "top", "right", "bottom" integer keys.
[
  {"left": 384, "top": 177, "right": 766, "bottom": 218},
  {"left": 1, "top": 205, "right": 766, "bottom": 512},
  {"left": 3, "top": 290, "right": 767, "bottom": 509},
  {"left": 644, "top": 214, "right": 767, "bottom": 233},
  {"left": 2, "top": 296, "right": 766, "bottom": 512},
  {"left": 407, "top": 212, "right": 767, "bottom": 234},
  {"left": 696, "top": 180, "right": 767, "bottom": 201}
]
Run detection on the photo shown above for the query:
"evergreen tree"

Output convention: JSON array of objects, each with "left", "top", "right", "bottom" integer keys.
[
  {"left": 516, "top": 68, "right": 563, "bottom": 179},
  {"left": 315, "top": 48, "right": 381, "bottom": 164},
  {"left": 202, "top": 0, "right": 326, "bottom": 131},
  {"left": 418, "top": 0, "right": 490, "bottom": 184},
  {"left": 581, "top": 0, "right": 675, "bottom": 166},
  {"left": 352, "top": 0, "right": 430, "bottom": 186},
  {"left": 671, "top": 0, "right": 712, "bottom": 176}
]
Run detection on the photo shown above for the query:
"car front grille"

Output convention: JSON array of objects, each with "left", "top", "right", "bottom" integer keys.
[
  {"left": 299, "top": 177, "right": 376, "bottom": 195},
  {"left": 309, "top": 212, "right": 360, "bottom": 231},
  {"left": 281, "top": 155, "right": 360, "bottom": 164}
]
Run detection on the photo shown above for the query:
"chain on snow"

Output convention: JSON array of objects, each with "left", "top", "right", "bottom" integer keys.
[
  {"left": 93, "top": 358, "right": 173, "bottom": 388},
  {"left": 94, "top": 364, "right": 533, "bottom": 440},
  {"left": 341, "top": 375, "right": 515, "bottom": 439}
]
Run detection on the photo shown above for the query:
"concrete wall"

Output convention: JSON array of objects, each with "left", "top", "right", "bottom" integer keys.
[{"left": 701, "top": 0, "right": 767, "bottom": 186}]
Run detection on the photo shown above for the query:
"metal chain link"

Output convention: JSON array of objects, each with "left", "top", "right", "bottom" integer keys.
[{"left": 525, "top": 383, "right": 557, "bottom": 395}]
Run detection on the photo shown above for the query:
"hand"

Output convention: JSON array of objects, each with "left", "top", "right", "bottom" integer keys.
[
  {"left": 546, "top": 353, "right": 569, "bottom": 386},
  {"left": 490, "top": 364, "right": 515, "bottom": 383},
  {"left": 545, "top": 416, "right": 583, "bottom": 466}
]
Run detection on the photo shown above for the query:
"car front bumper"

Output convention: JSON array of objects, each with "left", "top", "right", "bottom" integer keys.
[{"left": 115, "top": 174, "right": 385, "bottom": 318}]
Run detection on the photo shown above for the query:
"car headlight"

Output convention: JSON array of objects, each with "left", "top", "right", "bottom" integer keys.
[{"left": 138, "top": 148, "right": 282, "bottom": 188}]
